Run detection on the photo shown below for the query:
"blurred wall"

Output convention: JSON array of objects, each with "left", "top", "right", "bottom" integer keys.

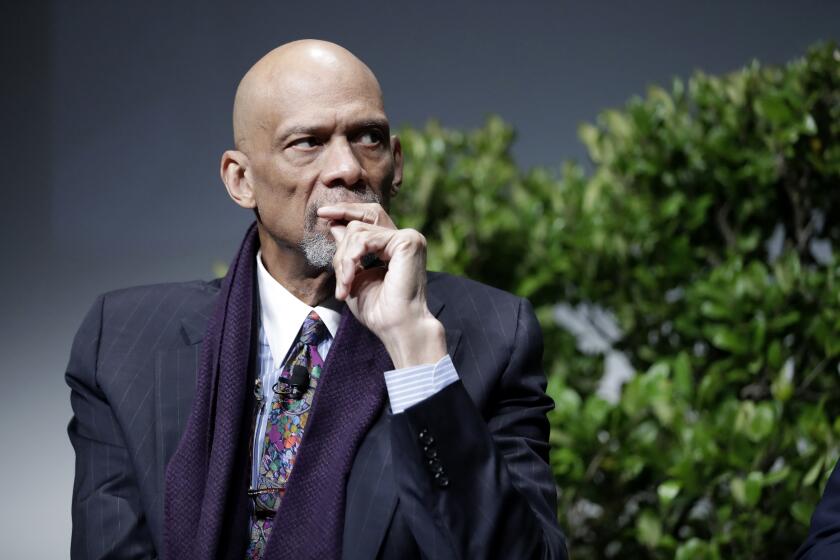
[{"left": 1, "top": 1, "right": 837, "bottom": 556}]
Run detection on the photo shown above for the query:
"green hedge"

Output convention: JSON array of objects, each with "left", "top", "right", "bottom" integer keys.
[{"left": 393, "top": 42, "right": 840, "bottom": 558}]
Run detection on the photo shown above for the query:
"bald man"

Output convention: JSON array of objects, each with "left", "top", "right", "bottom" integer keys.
[{"left": 66, "top": 40, "right": 568, "bottom": 560}]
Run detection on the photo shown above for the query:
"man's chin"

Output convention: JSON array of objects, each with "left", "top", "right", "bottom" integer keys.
[{"left": 299, "top": 232, "right": 337, "bottom": 271}]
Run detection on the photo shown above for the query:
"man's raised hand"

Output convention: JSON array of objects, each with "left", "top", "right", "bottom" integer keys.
[{"left": 316, "top": 202, "right": 446, "bottom": 369}]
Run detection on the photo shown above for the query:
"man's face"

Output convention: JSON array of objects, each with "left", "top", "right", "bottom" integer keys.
[{"left": 245, "top": 69, "right": 400, "bottom": 270}]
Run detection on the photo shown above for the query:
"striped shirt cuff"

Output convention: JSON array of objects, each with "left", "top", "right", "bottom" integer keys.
[{"left": 383, "top": 354, "right": 459, "bottom": 414}]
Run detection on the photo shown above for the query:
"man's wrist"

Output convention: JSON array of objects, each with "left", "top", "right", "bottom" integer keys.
[{"left": 381, "top": 316, "right": 447, "bottom": 369}]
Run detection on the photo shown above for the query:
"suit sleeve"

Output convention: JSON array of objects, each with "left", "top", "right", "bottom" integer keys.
[
  {"left": 796, "top": 459, "right": 840, "bottom": 559},
  {"left": 389, "top": 297, "right": 568, "bottom": 560},
  {"left": 65, "top": 295, "right": 158, "bottom": 559}
]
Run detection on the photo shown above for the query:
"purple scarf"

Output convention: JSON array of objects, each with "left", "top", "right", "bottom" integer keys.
[{"left": 164, "top": 222, "right": 391, "bottom": 559}]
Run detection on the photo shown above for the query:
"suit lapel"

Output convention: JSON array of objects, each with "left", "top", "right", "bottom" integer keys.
[{"left": 426, "top": 289, "right": 463, "bottom": 360}]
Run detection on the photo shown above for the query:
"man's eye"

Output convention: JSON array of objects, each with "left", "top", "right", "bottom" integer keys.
[
  {"left": 357, "top": 131, "right": 383, "bottom": 146},
  {"left": 290, "top": 137, "right": 320, "bottom": 149}
]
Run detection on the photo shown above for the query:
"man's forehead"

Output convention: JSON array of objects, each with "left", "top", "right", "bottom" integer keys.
[
  {"left": 269, "top": 70, "right": 383, "bottom": 106},
  {"left": 259, "top": 69, "right": 386, "bottom": 127},
  {"left": 233, "top": 40, "right": 385, "bottom": 149}
]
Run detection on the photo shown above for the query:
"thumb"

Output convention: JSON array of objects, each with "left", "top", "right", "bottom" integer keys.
[{"left": 329, "top": 224, "right": 347, "bottom": 242}]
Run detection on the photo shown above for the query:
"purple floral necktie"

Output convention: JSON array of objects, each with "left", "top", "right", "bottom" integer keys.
[{"left": 246, "top": 310, "right": 329, "bottom": 558}]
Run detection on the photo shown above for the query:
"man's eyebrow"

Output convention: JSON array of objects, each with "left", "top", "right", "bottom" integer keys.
[
  {"left": 350, "top": 119, "right": 390, "bottom": 133},
  {"left": 275, "top": 124, "right": 330, "bottom": 143},
  {"left": 275, "top": 119, "right": 392, "bottom": 145}
]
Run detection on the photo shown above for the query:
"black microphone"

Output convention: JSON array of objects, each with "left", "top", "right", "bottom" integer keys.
[{"left": 288, "top": 365, "right": 310, "bottom": 400}]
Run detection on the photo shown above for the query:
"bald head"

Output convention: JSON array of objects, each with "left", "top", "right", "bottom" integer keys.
[{"left": 232, "top": 40, "right": 384, "bottom": 152}]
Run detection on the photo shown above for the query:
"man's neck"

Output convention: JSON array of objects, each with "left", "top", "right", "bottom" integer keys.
[{"left": 257, "top": 229, "right": 336, "bottom": 307}]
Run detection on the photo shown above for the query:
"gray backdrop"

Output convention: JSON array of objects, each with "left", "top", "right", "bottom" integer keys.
[{"left": 2, "top": 1, "right": 838, "bottom": 556}]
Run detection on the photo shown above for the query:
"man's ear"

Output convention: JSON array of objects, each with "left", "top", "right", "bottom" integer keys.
[
  {"left": 390, "top": 135, "right": 403, "bottom": 196},
  {"left": 220, "top": 150, "right": 256, "bottom": 209}
]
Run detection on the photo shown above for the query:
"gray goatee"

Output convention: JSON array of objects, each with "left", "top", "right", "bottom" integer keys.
[{"left": 299, "top": 187, "right": 382, "bottom": 270}]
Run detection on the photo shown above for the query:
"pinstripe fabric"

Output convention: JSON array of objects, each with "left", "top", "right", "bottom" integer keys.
[
  {"left": 66, "top": 272, "right": 567, "bottom": 560},
  {"left": 67, "top": 280, "right": 219, "bottom": 558},
  {"left": 344, "top": 274, "right": 567, "bottom": 559}
]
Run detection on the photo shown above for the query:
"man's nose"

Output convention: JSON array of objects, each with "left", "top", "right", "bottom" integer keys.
[{"left": 320, "top": 137, "right": 363, "bottom": 188}]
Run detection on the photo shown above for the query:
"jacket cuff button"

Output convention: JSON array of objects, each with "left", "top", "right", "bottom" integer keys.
[{"left": 418, "top": 429, "right": 435, "bottom": 445}]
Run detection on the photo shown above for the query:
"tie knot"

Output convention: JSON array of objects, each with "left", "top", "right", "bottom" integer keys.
[{"left": 299, "top": 310, "right": 328, "bottom": 346}]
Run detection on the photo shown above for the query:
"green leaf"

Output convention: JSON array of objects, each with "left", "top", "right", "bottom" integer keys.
[
  {"left": 636, "top": 510, "right": 662, "bottom": 548},
  {"left": 792, "top": 501, "right": 814, "bottom": 526},
  {"left": 708, "top": 326, "right": 748, "bottom": 354},
  {"left": 700, "top": 301, "right": 732, "bottom": 320},
  {"left": 766, "top": 340, "right": 784, "bottom": 369},
  {"left": 745, "top": 471, "right": 764, "bottom": 506},
  {"left": 673, "top": 352, "right": 693, "bottom": 399},
  {"left": 583, "top": 395, "right": 612, "bottom": 428},
  {"left": 763, "top": 465, "right": 791, "bottom": 486},
  {"left": 755, "top": 92, "right": 794, "bottom": 125},
  {"left": 578, "top": 123, "right": 601, "bottom": 161},
  {"left": 803, "top": 113, "right": 817, "bottom": 135},
  {"left": 735, "top": 401, "right": 775, "bottom": 442},
  {"left": 731, "top": 477, "right": 747, "bottom": 506},
  {"left": 553, "top": 386, "right": 582, "bottom": 418},
  {"left": 803, "top": 456, "right": 825, "bottom": 487},
  {"left": 658, "top": 480, "right": 681, "bottom": 506},
  {"left": 771, "top": 371, "right": 793, "bottom": 402},
  {"left": 676, "top": 538, "right": 712, "bottom": 560}
]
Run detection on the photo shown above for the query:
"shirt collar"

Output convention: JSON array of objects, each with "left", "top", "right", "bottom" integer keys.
[{"left": 256, "top": 250, "right": 343, "bottom": 365}]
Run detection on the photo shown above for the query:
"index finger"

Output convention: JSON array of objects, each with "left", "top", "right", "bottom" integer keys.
[{"left": 316, "top": 202, "right": 395, "bottom": 228}]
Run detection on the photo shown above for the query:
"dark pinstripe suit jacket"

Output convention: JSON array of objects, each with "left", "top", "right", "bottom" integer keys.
[{"left": 66, "top": 272, "right": 568, "bottom": 559}]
